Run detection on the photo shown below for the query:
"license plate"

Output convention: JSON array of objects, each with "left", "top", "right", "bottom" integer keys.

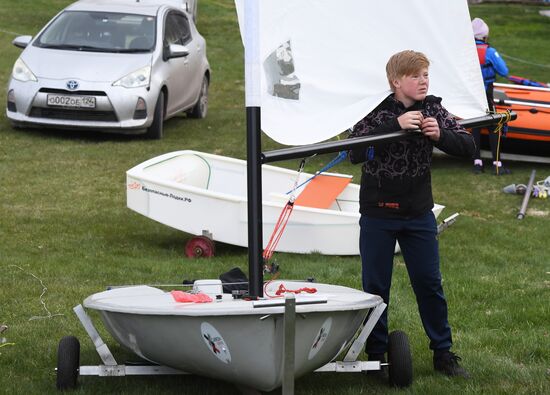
[{"left": 47, "top": 94, "right": 96, "bottom": 109}]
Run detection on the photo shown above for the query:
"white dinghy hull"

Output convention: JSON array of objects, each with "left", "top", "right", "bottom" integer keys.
[
  {"left": 126, "top": 150, "right": 444, "bottom": 255},
  {"left": 84, "top": 281, "right": 383, "bottom": 391}
]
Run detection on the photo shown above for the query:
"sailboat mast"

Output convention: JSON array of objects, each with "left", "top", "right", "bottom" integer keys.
[{"left": 244, "top": 0, "right": 263, "bottom": 297}]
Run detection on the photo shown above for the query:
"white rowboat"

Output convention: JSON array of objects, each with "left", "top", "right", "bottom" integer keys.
[{"left": 126, "top": 150, "right": 445, "bottom": 256}]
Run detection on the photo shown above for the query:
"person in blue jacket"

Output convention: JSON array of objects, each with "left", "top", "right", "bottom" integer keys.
[{"left": 471, "top": 17, "right": 511, "bottom": 175}]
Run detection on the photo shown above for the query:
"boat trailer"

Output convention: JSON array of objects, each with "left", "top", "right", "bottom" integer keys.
[{"left": 56, "top": 294, "right": 414, "bottom": 393}]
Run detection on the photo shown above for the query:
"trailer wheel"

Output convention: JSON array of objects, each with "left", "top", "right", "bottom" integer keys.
[
  {"left": 56, "top": 336, "right": 80, "bottom": 390},
  {"left": 387, "top": 330, "right": 413, "bottom": 387},
  {"left": 185, "top": 236, "right": 215, "bottom": 258}
]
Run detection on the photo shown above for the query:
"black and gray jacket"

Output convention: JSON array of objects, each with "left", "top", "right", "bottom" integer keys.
[{"left": 349, "top": 94, "right": 475, "bottom": 219}]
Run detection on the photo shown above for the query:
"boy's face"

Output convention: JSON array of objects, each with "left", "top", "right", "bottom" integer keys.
[{"left": 393, "top": 67, "right": 429, "bottom": 105}]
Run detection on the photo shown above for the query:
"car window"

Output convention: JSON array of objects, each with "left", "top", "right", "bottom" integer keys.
[
  {"left": 164, "top": 12, "right": 191, "bottom": 47},
  {"left": 34, "top": 11, "right": 157, "bottom": 53}
]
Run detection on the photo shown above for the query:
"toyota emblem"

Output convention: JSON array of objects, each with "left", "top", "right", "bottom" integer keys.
[{"left": 66, "top": 80, "right": 79, "bottom": 90}]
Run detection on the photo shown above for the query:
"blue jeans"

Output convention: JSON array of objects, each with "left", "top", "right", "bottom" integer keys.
[{"left": 359, "top": 211, "right": 452, "bottom": 354}]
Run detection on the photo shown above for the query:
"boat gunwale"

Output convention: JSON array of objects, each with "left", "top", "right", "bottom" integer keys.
[
  {"left": 495, "top": 98, "right": 550, "bottom": 109},
  {"left": 83, "top": 283, "right": 384, "bottom": 316},
  {"left": 127, "top": 150, "right": 363, "bottom": 217},
  {"left": 494, "top": 82, "right": 550, "bottom": 93}
]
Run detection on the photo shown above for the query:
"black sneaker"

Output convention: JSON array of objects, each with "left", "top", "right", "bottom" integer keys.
[
  {"left": 433, "top": 351, "right": 470, "bottom": 378},
  {"left": 472, "top": 164, "right": 484, "bottom": 174},
  {"left": 367, "top": 353, "right": 388, "bottom": 381},
  {"left": 493, "top": 166, "right": 512, "bottom": 175}
]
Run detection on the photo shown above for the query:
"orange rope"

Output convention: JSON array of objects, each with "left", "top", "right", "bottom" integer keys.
[
  {"left": 263, "top": 159, "right": 307, "bottom": 263},
  {"left": 262, "top": 200, "right": 294, "bottom": 261}
]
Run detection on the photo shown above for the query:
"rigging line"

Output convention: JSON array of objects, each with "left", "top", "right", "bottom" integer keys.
[
  {"left": 500, "top": 53, "right": 550, "bottom": 69},
  {"left": 493, "top": 110, "right": 512, "bottom": 176},
  {"left": 108, "top": 281, "right": 250, "bottom": 289},
  {"left": 288, "top": 158, "right": 307, "bottom": 201},
  {"left": 286, "top": 151, "right": 348, "bottom": 195},
  {"left": 263, "top": 200, "right": 294, "bottom": 261}
]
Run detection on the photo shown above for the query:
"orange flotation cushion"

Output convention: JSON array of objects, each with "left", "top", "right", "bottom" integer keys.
[{"left": 294, "top": 174, "right": 351, "bottom": 209}]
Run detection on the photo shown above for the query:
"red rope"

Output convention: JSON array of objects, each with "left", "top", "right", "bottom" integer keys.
[
  {"left": 275, "top": 283, "right": 317, "bottom": 296},
  {"left": 263, "top": 201, "right": 294, "bottom": 261},
  {"left": 263, "top": 272, "right": 281, "bottom": 298},
  {"left": 263, "top": 278, "right": 318, "bottom": 299}
]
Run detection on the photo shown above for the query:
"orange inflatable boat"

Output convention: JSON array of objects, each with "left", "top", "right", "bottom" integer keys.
[{"left": 492, "top": 82, "right": 550, "bottom": 143}]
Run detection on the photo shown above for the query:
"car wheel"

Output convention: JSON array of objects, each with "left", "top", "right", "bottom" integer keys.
[
  {"left": 146, "top": 91, "right": 165, "bottom": 140},
  {"left": 187, "top": 75, "right": 209, "bottom": 119}
]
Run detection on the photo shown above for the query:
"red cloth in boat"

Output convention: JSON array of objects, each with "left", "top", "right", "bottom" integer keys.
[{"left": 171, "top": 291, "right": 213, "bottom": 303}]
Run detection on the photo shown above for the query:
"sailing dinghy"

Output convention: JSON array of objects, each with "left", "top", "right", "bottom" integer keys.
[{"left": 77, "top": 281, "right": 386, "bottom": 391}]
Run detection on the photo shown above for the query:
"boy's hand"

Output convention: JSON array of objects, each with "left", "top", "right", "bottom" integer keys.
[
  {"left": 397, "top": 111, "right": 424, "bottom": 130},
  {"left": 421, "top": 117, "right": 440, "bottom": 141}
]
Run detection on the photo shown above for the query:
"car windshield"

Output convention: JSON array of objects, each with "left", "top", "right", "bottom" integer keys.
[{"left": 34, "top": 11, "right": 156, "bottom": 53}]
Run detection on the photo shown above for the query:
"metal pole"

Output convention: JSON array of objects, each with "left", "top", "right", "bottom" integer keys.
[
  {"left": 247, "top": 107, "right": 263, "bottom": 297},
  {"left": 244, "top": 0, "right": 263, "bottom": 297},
  {"left": 459, "top": 112, "right": 516, "bottom": 129},
  {"left": 517, "top": 169, "right": 536, "bottom": 220},
  {"left": 261, "top": 112, "right": 517, "bottom": 164},
  {"left": 263, "top": 131, "right": 408, "bottom": 164},
  {"left": 282, "top": 294, "right": 296, "bottom": 395}
]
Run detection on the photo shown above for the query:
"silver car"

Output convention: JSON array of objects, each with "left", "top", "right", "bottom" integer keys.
[{"left": 6, "top": 0, "right": 210, "bottom": 139}]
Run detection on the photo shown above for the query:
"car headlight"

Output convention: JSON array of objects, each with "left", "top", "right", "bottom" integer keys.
[
  {"left": 112, "top": 66, "right": 151, "bottom": 88},
  {"left": 12, "top": 58, "right": 37, "bottom": 82}
]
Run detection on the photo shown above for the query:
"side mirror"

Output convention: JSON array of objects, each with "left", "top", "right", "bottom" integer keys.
[
  {"left": 167, "top": 44, "right": 189, "bottom": 59},
  {"left": 12, "top": 35, "right": 32, "bottom": 49}
]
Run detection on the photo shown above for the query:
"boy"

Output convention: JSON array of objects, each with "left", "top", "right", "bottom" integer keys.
[{"left": 349, "top": 50, "right": 473, "bottom": 378}]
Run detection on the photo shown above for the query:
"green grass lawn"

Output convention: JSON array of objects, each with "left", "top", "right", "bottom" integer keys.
[{"left": 1, "top": 1, "right": 549, "bottom": 394}]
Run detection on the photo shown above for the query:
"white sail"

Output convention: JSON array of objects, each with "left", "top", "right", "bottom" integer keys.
[{"left": 235, "top": 0, "right": 488, "bottom": 146}]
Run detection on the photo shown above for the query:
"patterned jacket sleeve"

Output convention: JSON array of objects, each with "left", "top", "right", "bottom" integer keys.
[
  {"left": 348, "top": 109, "right": 400, "bottom": 164},
  {"left": 431, "top": 102, "right": 476, "bottom": 158}
]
